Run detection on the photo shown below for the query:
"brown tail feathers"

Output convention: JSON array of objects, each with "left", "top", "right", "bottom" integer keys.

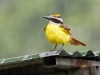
[{"left": 69, "top": 36, "right": 86, "bottom": 46}]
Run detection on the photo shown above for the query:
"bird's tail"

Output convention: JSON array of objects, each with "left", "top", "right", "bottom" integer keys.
[{"left": 69, "top": 36, "right": 86, "bottom": 46}]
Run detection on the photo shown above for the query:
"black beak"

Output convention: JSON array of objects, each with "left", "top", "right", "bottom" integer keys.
[{"left": 43, "top": 16, "right": 51, "bottom": 20}]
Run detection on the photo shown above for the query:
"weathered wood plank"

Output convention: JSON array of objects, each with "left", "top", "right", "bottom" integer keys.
[
  {"left": 96, "top": 66, "right": 100, "bottom": 75},
  {"left": 68, "top": 67, "right": 89, "bottom": 75},
  {"left": 56, "top": 58, "right": 100, "bottom": 67},
  {"left": 41, "top": 72, "right": 68, "bottom": 75}
]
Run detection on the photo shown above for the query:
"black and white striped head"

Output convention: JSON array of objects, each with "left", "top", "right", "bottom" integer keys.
[{"left": 43, "top": 14, "right": 63, "bottom": 24}]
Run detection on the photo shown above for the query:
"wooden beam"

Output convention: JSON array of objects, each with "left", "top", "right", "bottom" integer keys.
[{"left": 56, "top": 58, "right": 100, "bottom": 68}]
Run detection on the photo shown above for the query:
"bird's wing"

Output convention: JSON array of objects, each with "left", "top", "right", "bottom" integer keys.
[
  {"left": 60, "top": 24, "right": 71, "bottom": 35},
  {"left": 60, "top": 24, "right": 86, "bottom": 46},
  {"left": 44, "top": 27, "right": 46, "bottom": 31},
  {"left": 44, "top": 25, "right": 47, "bottom": 31}
]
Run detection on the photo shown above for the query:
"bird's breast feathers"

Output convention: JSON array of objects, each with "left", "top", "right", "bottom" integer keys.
[{"left": 45, "top": 24, "right": 70, "bottom": 44}]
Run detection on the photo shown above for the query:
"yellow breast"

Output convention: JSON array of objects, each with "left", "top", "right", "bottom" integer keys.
[{"left": 45, "top": 24, "right": 70, "bottom": 45}]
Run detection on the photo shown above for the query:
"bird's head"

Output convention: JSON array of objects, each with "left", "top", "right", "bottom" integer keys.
[{"left": 43, "top": 14, "right": 63, "bottom": 24}]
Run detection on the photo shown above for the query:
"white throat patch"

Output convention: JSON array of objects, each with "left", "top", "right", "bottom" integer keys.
[{"left": 49, "top": 21, "right": 61, "bottom": 25}]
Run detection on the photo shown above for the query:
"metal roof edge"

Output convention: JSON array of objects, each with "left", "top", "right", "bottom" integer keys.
[{"left": 0, "top": 50, "right": 100, "bottom": 65}]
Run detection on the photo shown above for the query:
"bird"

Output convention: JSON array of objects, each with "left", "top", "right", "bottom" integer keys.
[{"left": 43, "top": 14, "right": 86, "bottom": 51}]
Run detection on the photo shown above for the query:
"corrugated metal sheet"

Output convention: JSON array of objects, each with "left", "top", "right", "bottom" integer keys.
[
  {"left": 40, "top": 50, "right": 100, "bottom": 59},
  {"left": 0, "top": 50, "right": 100, "bottom": 65},
  {"left": 0, "top": 53, "right": 40, "bottom": 65}
]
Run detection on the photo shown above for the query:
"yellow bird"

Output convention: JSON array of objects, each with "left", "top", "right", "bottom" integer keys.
[{"left": 43, "top": 14, "right": 86, "bottom": 50}]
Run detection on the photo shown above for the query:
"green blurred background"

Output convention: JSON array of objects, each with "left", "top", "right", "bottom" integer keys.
[{"left": 0, "top": 0, "right": 100, "bottom": 59}]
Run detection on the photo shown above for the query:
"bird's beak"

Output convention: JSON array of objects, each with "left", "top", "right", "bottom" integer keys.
[{"left": 43, "top": 16, "right": 51, "bottom": 20}]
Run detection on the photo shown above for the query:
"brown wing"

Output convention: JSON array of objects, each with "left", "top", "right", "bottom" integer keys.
[
  {"left": 44, "top": 25, "right": 47, "bottom": 31},
  {"left": 60, "top": 24, "right": 71, "bottom": 35},
  {"left": 44, "top": 27, "right": 46, "bottom": 31},
  {"left": 60, "top": 24, "right": 87, "bottom": 46}
]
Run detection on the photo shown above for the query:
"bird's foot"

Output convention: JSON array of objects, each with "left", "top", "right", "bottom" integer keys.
[
  {"left": 55, "top": 49, "right": 63, "bottom": 54},
  {"left": 49, "top": 49, "right": 64, "bottom": 54},
  {"left": 49, "top": 50, "right": 56, "bottom": 51},
  {"left": 57, "top": 48, "right": 64, "bottom": 53}
]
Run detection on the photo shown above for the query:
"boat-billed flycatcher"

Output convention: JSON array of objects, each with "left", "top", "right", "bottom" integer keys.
[{"left": 43, "top": 14, "right": 86, "bottom": 50}]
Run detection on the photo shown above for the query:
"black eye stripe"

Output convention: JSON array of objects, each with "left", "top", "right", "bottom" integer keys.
[{"left": 51, "top": 18, "right": 63, "bottom": 24}]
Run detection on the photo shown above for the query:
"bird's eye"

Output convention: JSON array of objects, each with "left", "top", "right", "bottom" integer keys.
[{"left": 51, "top": 18, "right": 63, "bottom": 24}]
